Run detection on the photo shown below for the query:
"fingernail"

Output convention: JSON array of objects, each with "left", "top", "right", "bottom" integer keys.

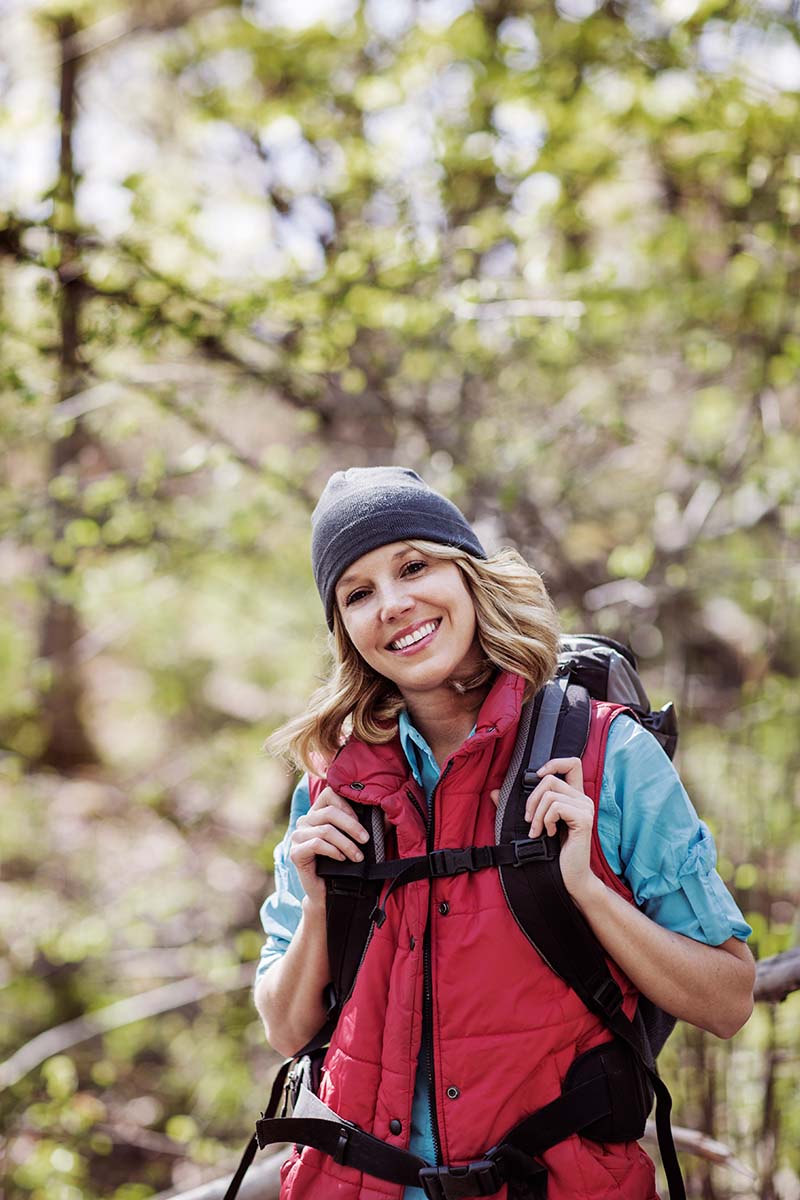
[
  {"left": 358, "top": 830, "right": 369, "bottom": 842},
  {"left": 354, "top": 850, "right": 363, "bottom": 861}
]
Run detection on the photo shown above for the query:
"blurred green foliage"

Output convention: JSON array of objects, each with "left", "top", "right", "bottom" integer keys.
[{"left": 0, "top": 0, "right": 798, "bottom": 1197}]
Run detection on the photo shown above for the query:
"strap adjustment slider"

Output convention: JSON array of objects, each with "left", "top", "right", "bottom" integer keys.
[
  {"left": 511, "top": 837, "right": 556, "bottom": 865},
  {"left": 592, "top": 977, "right": 623, "bottom": 1018}
]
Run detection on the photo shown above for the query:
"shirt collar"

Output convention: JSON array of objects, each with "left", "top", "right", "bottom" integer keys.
[{"left": 397, "top": 708, "right": 437, "bottom": 788}]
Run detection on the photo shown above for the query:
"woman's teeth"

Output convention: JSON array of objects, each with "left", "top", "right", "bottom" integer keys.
[{"left": 389, "top": 621, "right": 438, "bottom": 651}]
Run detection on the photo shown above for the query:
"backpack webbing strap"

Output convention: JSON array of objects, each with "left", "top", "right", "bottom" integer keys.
[
  {"left": 255, "top": 1115, "right": 427, "bottom": 1187},
  {"left": 317, "top": 836, "right": 559, "bottom": 926},
  {"left": 223, "top": 1058, "right": 292, "bottom": 1200}
]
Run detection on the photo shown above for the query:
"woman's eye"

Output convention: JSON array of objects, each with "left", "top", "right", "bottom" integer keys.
[
  {"left": 402, "top": 560, "right": 427, "bottom": 577},
  {"left": 345, "top": 588, "right": 369, "bottom": 606}
]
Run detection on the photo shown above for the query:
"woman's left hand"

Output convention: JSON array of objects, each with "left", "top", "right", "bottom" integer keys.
[{"left": 525, "top": 757, "right": 599, "bottom": 907}]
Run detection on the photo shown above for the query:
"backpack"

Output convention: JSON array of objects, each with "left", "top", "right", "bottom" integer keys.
[{"left": 225, "top": 636, "right": 685, "bottom": 1200}]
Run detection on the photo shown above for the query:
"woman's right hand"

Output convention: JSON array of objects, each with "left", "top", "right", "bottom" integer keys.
[{"left": 289, "top": 786, "right": 370, "bottom": 907}]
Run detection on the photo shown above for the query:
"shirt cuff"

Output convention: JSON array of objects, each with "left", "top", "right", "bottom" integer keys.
[{"left": 637, "top": 823, "right": 752, "bottom": 945}]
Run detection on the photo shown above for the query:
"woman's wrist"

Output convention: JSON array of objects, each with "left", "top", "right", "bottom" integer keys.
[
  {"left": 301, "top": 892, "right": 328, "bottom": 926},
  {"left": 567, "top": 870, "right": 606, "bottom": 915}
]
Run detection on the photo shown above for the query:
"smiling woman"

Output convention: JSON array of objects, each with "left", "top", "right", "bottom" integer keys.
[
  {"left": 335, "top": 545, "right": 481, "bottom": 716},
  {"left": 251, "top": 466, "right": 754, "bottom": 1200}
]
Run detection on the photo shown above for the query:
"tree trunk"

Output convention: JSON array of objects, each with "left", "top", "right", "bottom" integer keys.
[{"left": 37, "top": 15, "right": 100, "bottom": 771}]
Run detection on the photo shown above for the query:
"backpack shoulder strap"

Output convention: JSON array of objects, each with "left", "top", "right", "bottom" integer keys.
[
  {"left": 496, "top": 680, "right": 684, "bottom": 1199},
  {"left": 496, "top": 678, "right": 604, "bottom": 1011},
  {"left": 303, "top": 801, "right": 385, "bottom": 1054}
]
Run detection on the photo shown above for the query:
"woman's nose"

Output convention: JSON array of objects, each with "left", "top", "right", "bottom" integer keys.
[{"left": 378, "top": 584, "right": 414, "bottom": 624}]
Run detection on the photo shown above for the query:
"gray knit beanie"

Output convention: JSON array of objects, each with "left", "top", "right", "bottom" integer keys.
[{"left": 311, "top": 466, "right": 486, "bottom": 628}]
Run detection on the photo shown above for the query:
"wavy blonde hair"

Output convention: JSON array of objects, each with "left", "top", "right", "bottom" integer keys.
[{"left": 268, "top": 540, "right": 561, "bottom": 774}]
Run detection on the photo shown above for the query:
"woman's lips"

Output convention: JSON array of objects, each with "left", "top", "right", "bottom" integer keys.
[{"left": 387, "top": 618, "right": 442, "bottom": 655}]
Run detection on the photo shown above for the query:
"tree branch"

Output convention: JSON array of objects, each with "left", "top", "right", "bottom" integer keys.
[
  {"left": 642, "top": 1121, "right": 756, "bottom": 1181},
  {"left": 0, "top": 964, "right": 255, "bottom": 1091},
  {"left": 753, "top": 946, "right": 800, "bottom": 1005},
  {"left": 151, "top": 1151, "right": 286, "bottom": 1200},
  {"left": 3, "top": 949, "right": 797, "bottom": 1094}
]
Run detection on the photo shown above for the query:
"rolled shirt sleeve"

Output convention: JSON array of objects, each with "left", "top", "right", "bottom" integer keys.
[
  {"left": 256, "top": 774, "right": 312, "bottom": 980},
  {"left": 598, "top": 715, "right": 752, "bottom": 946}
]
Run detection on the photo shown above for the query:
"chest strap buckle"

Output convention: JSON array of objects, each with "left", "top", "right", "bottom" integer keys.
[
  {"left": 418, "top": 1158, "right": 502, "bottom": 1199},
  {"left": 427, "top": 846, "right": 495, "bottom": 877}
]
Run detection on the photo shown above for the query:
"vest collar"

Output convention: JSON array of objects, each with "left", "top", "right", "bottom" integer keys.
[{"left": 326, "top": 671, "right": 526, "bottom": 815}]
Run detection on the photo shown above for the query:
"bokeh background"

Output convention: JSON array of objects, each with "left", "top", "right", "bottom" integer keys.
[{"left": 1, "top": 0, "right": 798, "bottom": 1197}]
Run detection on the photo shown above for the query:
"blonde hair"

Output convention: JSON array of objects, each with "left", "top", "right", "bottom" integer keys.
[{"left": 268, "top": 541, "right": 561, "bottom": 774}]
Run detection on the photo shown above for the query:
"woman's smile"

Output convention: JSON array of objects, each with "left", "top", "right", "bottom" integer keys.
[{"left": 386, "top": 617, "right": 442, "bottom": 654}]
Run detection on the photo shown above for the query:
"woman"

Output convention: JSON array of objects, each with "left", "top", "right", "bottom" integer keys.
[{"left": 255, "top": 466, "right": 754, "bottom": 1200}]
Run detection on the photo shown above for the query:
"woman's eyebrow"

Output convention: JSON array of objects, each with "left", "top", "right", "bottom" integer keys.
[{"left": 337, "top": 548, "right": 412, "bottom": 589}]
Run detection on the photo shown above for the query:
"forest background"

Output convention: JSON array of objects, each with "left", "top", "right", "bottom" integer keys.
[{"left": 0, "top": 0, "right": 798, "bottom": 1198}]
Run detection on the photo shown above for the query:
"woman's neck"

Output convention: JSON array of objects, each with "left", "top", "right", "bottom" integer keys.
[{"left": 403, "top": 682, "right": 492, "bottom": 768}]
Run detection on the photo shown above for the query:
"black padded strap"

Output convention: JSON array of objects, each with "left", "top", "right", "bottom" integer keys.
[
  {"left": 498, "top": 1071, "right": 612, "bottom": 1160},
  {"left": 527, "top": 675, "right": 569, "bottom": 775},
  {"left": 255, "top": 1115, "right": 427, "bottom": 1187}
]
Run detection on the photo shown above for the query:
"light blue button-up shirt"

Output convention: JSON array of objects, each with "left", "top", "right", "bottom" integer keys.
[{"left": 257, "top": 713, "right": 751, "bottom": 1197}]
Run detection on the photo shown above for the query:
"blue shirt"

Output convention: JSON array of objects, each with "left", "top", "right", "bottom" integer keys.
[{"left": 257, "top": 713, "right": 750, "bottom": 1196}]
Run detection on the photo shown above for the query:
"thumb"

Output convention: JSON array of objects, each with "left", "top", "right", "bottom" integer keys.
[{"left": 490, "top": 789, "right": 500, "bottom": 808}]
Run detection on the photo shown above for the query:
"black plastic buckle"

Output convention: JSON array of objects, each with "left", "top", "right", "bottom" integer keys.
[
  {"left": 592, "top": 977, "right": 623, "bottom": 1018},
  {"left": 419, "top": 1159, "right": 503, "bottom": 1199},
  {"left": 511, "top": 837, "right": 556, "bottom": 865},
  {"left": 428, "top": 846, "right": 489, "bottom": 877}
]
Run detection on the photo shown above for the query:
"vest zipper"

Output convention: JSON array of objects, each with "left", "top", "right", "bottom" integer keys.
[
  {"left": 406, "top": 787, "right": 427, "bottom": 829},
  {"left": 423, "top": 758, "right": 453, "bottom": 1166}
]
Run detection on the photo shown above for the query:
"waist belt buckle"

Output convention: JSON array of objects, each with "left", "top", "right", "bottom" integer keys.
[{"left": 419, "top": 1159, "right": 502, "bottom": 1199}]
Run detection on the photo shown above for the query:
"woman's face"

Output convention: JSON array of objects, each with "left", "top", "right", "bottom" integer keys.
[{"left": 335, "top": 542, "right": 483, "bottom": 699}]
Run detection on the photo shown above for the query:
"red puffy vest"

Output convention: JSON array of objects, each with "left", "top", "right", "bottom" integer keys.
[{"left": 280, "top": 672, "right": 658, "bottom": 1200}]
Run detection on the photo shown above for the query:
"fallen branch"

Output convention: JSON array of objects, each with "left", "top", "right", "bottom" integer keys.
[
  {"left": 3, "top": 946, "right": 797, "bottom": 1094},
  {"left": 753, "top": 946, "right": 800, "bottom": 1004},
  {"left": 643, "top": 1121, "right": 756, "bottom": 1181},
  {"left": 0, "top": 963, "right": 255, "bottom": 1091},
  {"left": 151, "top": 1149, "right": 287, "bottom": 1200}
]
